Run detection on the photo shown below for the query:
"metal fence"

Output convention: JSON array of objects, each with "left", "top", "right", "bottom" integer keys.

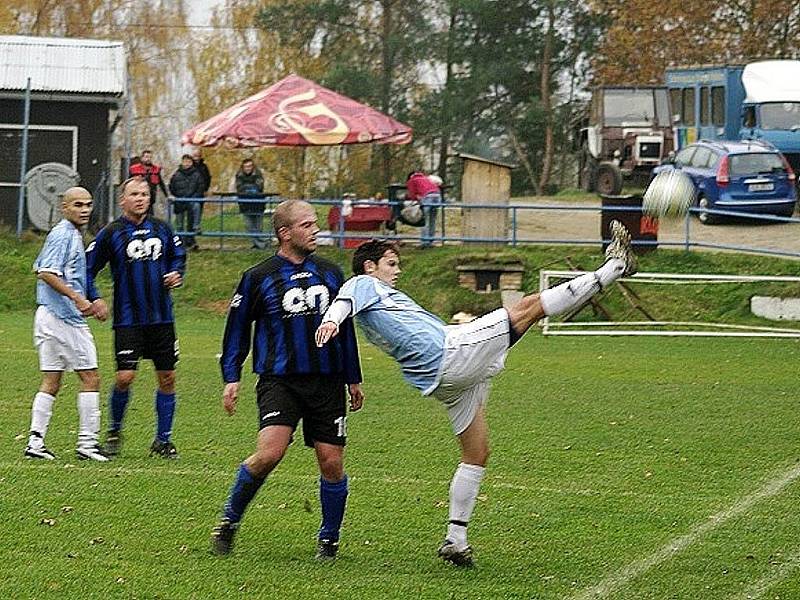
[{"left": 170, "top": 196, "right": 800, "bottom": 259}]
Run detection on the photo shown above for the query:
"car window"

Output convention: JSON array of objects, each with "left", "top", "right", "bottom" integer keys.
[
  {"left": 729, "top": 153, "right": 786, "bottom": 176},
  {"left": 691, "top": 147, "right": 713, "bottom": 168},
  {"left": 675, "top": 147, "right": 696, "bottom": 167}
]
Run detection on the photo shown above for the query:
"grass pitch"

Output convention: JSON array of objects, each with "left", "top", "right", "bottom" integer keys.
[{"left": 3, "top": 306, "right": 800, "bottom": 599}]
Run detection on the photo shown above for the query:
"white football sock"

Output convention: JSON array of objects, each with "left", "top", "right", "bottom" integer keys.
[
  {"left": 447, "top": 463, "right": 486, "bottom": 548},
  {"left": 539, "top": 258, "right": 625, "bottom": 316},
  {"left": 28, "top": 392, "right": 55, "bottom": 448},
  {"left": 77, "top": 391, "right": 101, "bottom": 447}
]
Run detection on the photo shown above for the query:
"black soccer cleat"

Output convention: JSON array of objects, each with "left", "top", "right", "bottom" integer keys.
[
  {"left": 149, "top": 439, "right": 179, "bottom": 459},
  {"left": 438, "top": 539, "right": 474, "bottom": 567},
  {"left": 24, "top": 445, "right": 57, "bottom": 460},
  {"left": 210, "top": 519, "right": 238, "bottom": 556},
  {"left": 103, "top": 430, "right": 123, "bottom": 457},
  {"left": 315, "top": 538, "right": 339, "bottom": 561}
]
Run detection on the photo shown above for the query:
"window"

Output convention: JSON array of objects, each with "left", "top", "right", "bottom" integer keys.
[
  {"left": 675, "top": 146, "right": 696, "bottom": 167},
  {"left": 711, "top": 87, "right": 725, "bottom": 127},
  {"left": 700, "top": 87, "right": 710, "bottom": 126},
  {"left": 691, "top": 147, "right": 713, "bottom": 168},
  {"left": 759, "top": 102, "right": 800, "bottom": 130},
  {"left": 729, "top": 153, "right": 786, "bottom": 176},
  {"left": 743, "top": 106, "right": 756, "bottom": 129},
  {"left": 682, "top": 88, "right": 696, "bottom": 125},
  {"left": 0, "top": 125, "right": 77, "bottom": 186},
  {"left": 670, "top": 88, "right": 682, "bottom": 124}
]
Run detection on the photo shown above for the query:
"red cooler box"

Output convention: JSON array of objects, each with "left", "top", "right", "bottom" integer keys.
[{"left": 328, "top": 204, "right": 392, "bottom": 248}]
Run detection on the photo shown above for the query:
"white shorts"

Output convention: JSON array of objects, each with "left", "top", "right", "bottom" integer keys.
[
  {"left": 432, "top": 308, "right": 510, "bottom": 434},
  {"left": 33, "top": 306, "right": 98, "bottom": 372}
]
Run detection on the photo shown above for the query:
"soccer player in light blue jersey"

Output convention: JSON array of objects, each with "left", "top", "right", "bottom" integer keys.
[
  {"left": 316, "top": 222, "right": 637, "bottom": 566},
  {"left": 25, "top": 187, "right": 109, "bottom": 462}
]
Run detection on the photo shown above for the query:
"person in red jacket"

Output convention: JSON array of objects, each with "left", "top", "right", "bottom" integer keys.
[
  {"left": 405, "top": 170, "right": 442, "bottom": 248},
  {"left": 129, "top": 150, "right": 169, "bottom": 214}
]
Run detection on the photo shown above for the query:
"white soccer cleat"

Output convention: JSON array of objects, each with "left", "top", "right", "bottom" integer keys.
[
  {"left": 605, "top": 220, "right": 638, "bottom": 277},
  {"left": 24, "top": 445, "right": 57, "bottom": 460},
  {"left": 76, "top": 444, "right": 111, "bottom": 462},
  {"left": 643, "top": 170, "right": 695, "bottom": 218}
]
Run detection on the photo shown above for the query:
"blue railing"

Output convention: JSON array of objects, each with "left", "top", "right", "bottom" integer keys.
[{"left": 168, "top": 196, "right": 800, "bottom": 258}]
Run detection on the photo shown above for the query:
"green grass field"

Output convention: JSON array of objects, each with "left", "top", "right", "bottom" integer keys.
[{"left": 3, "top": 234, "right": 800, "bottom": 598}]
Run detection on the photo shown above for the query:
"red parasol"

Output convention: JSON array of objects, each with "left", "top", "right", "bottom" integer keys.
[{"left": 182, "top": 74, "right": 412, "bottom": 148}]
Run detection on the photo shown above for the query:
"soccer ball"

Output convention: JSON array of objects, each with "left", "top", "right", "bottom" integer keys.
[{"left": 642, "top": 170, "right": 695, "bottom": 218}]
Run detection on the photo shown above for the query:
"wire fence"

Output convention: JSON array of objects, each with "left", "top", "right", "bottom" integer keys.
[{"left": 168, "top": 196, "right": 800, "bottom": 259}]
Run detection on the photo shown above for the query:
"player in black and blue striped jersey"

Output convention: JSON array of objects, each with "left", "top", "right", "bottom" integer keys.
[
  {"left": 86, "top": 177, "right": 187, "bottom": 459},
  {"left": 211, "top": 199, "right": 363, "bottom": 561}
]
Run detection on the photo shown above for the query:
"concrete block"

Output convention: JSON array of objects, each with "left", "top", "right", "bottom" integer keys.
[{"left": 750, "top": 296, "right": 800, "bottom": 321}]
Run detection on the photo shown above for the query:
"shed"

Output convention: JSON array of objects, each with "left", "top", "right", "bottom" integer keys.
[
  {"left": 0, "top": 35, "right": 126, "bottom": 228},
  {"left": 458, "top": 153, "right": 515, "bottom": 245}
]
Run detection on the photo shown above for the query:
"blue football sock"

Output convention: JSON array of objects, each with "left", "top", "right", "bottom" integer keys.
[
  {"left": 318, "top": 474, "right": 349, "bottom": 542},
  {"left": 223, "top": 464, "right": 266, "bottom": 524},
  {"left": 109, "top": 387, "right": 130, "bottom": 431},
  {"left": 155, "top": 390, "right": 176, "bottom": 443}
]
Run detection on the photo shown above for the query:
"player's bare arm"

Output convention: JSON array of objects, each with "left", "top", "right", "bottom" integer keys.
[
  {"left": 347, "top": 383, "right": 364, "bottom": 411},
  {"left": 91, "top": 299, "right": 109, "bottom": 322},
  {"left": 163, "top": 271, "right": 182, "bottom": 289},
  {"left": 37, "top": 271, "right": 95, "bottom": 317},
  {"left": 315, "top": 321, "right": 339, "bottom": 347},
  {"left": 223, "top": 382, "right": 240, "bottom": 415}
]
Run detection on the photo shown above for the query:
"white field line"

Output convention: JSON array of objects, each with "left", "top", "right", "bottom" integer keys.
[
  {"left": 572, "top": 462, "right": 800, "bottom": 600},
  {"left": 733, "top": 546, "right": 800, "bottom": 600}
]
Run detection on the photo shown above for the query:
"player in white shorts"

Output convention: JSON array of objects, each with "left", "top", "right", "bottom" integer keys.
[
  {"left": 25, "top": 187, "right": 109, "bottom": 462},
  {"left": 315, "top": 223, "right": 637, "bottom": 566}
]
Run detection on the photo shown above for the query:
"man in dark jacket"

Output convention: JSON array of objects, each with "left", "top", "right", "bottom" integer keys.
[
  {"left": 169, "top": 154, "right": 206, "bottom": 250},
  {"left": 235, "top": 158, "right": 268, "bottom": 250},
  {"left": 192, "top": 149, "right": 212, "bottom": 194}
]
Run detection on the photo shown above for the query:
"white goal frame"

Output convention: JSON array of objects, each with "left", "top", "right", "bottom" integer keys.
[{"left": 539, "top": 270, "right": 800, "bottom": 338}]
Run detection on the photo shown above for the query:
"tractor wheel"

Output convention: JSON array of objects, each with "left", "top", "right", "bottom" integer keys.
[{"left": 595, "top": 163, "right": 623, "bottom": 196}]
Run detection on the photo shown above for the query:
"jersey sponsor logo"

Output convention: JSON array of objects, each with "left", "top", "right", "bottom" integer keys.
[
  {"left": 133, "top": 229, "right": 151, "bottom": 235},
  {"left": 262, "top": 411, "right": 281, "bottom": 420},
  {"left": 230, "top": 293, "right": 243, "bottom": 308},
  {"left": 281, "top": 285, "right": 330, "bottom": 316},
  {"left": 126, "top": 238, "right": 163, "bottom": 261},
  {"left": 290, "top": 271, "right": 312, "bottom": 280}
]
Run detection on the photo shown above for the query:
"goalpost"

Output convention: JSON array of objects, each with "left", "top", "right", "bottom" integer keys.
[{"left": 539, "top": 270, "right": 800, "bottom": 338}]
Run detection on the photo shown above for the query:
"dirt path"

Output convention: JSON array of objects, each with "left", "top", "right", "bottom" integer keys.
[{"left": 507, "top": 197, "right": 800, "bottom": 256}]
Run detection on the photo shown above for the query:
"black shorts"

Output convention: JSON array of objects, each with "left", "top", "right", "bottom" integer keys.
[
  {"left": 256, "top": 374, "right": 347, "bottom": 448},
  {"left": 114, "top": 324, "right": 179, "bottom": 371}
]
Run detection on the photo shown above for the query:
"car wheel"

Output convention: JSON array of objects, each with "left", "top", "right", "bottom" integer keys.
[
  {"left": 596, "top": 163, "right": 623, "bottom": 196},
  {"left": 697, "top": 195, "right": 718, "bottom": 225}
]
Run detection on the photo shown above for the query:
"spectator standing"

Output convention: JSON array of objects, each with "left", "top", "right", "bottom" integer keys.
[
  {"left": 169, "top": 154, "right": 206, "bottom": 250},
  {"left": 129, "top": 150, "right": 169, "bottom": 215},
  {"left": 192, "top": 148, "right": 212, "bottom": 195},
  {"left": 406, "top": 170, "right": 442, "bottom": 248},
  {"left": 235, "top": 158, "right": 268, "bottom": 250}
]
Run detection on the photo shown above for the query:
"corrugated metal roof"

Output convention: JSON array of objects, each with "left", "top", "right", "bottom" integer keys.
[{"left": 0, "top": 35, "right": 126, "bottom": 96}]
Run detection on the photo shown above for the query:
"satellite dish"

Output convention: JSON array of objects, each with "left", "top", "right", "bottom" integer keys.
[{"left": 25, "top": 162, "right": 81, "bottom": 231}]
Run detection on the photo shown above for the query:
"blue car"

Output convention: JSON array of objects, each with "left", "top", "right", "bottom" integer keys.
[{"left": 652, "top": 140, "right": 797, "bottom": 224}]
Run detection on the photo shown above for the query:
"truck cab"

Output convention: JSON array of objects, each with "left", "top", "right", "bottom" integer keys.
[{"left": 578, "top": 86, "right": 674, "bottom": 195}]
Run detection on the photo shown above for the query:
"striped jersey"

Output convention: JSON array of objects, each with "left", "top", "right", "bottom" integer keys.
[
  {"left": 220, "top": 254, "right": 361, "bottom": 383},
  {"left": 33, "top": 219, "right": 88, "bottom": 326},
  {"left": 86, "top": 216, "right": 186, "bottom": 328}
]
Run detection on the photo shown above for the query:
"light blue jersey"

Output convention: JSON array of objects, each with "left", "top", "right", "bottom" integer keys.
[
  {"left": 33, "top": 219, "right": 87, "bottom": 326},
  {"left": 337, "top": 275, "right": 446, "bottom": 394}
]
